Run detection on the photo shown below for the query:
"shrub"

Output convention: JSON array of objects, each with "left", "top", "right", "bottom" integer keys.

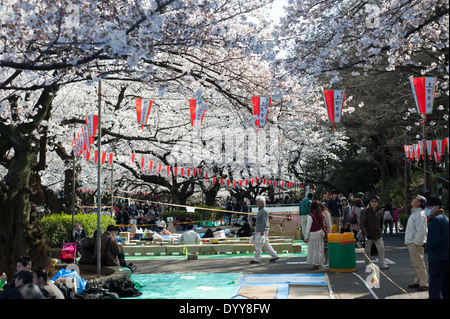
[{"left": 40, "top": 213, "right": 116, "bottom": 248}]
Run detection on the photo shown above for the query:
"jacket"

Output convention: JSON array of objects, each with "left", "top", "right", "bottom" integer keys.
[
  {"left": 326, "top": 198, "right": 342, "bottom": 217},
  {"left": 93, "top": 231, "right": 121, "bottom": 266},
  {"left": 0, "top": 283, "right": 44, "bottom": 299},
  {"left": 360, "top": 206, "right": 383, "bottom": 240},
  {"left": 424, "top": 213, "right": 449, "bottom": 262},
  {"left": 404, "top": 208, "right": 427, "bottom": 245},
  {"left": 299, "top": 197, "right": 312, "bottom": 216},
  {"left": 255, "top": 207, "right": 270, "bottom": 233}
]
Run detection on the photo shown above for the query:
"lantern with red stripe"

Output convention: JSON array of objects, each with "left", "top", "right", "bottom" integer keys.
[
  {"left": 189, "top": 99, "right": 208, "bottom": 127},
  {"left": 85, "top": 115, "right": 98, "bottom": 145},
  {"left": 249, "top": 97, "right": 271, "bottom": 128},
  {"left": 323, "top": 90, "right": 345, "bottom": 130},
  {"left": 135, "top": 98, "right": 153, "bottom": 131},
  {"left": 409, "top": 76, "right": 437, "bottom": 126}
]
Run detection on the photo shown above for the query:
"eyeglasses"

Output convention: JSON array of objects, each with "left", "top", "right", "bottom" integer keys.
[{"left": 370, "top": 200, "right": 378, "bottom": 203}]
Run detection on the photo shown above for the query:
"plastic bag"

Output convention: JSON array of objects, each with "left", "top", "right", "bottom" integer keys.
[{"left": 52, "top": 269, "right": 87, "bottom": 294}]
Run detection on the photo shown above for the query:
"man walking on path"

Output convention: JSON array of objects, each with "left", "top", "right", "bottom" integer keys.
[
  {"left": 250, "top": 196, "right": 279, "bottom": 264},
  {"left": 404, "top": 195, "right": 428, "bottom": 291},
  {"left": 360, "top": 195, "right": 389, "bottom": 270},
  {"left": 299, "top": 192, "right": 313, "bottom": 239}
]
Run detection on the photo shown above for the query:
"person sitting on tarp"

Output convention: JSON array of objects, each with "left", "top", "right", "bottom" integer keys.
[
  {"left": 179, "top": 224, "right": 201, "bottom": 245},
  {"left": 237, "top": 216, "right": 253, "bottom": 237},
  {"left": 93, "top": 225, "right": 137, "bottom": 272},
  {"left": 202, "top": 228, "right": 214, "bottom": 238}
]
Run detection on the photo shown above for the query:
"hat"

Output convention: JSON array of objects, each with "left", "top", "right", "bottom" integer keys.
[
  {"left": 425, "top": 195, "right": 442, "bottom": 207},
  {"left": 369, "top": 195, "right": 380, "bottom": 201}
]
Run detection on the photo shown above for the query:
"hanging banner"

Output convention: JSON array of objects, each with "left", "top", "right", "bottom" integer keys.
[
  {"left": 189, "top": 99, "right": 208, "bottom": 127},
  {"left": 436, "top": 139, "right": 444, "bottom": 158},
  {"left": 409, "top": 76, "right": 437, "bottom": 126},
  {"left": 323, "top": 90, "right": 345, "bottom": 130},
  {"left": 109, "top": 153, "right": 113, "bottom": 166},
  {"left": 417, "top": 140, "right": 424, "bottom": 159},
  {"left": 426, "top": 140, "right": 435, "bottom": 160},
  {"left": 135, "top": 98, "right": 153, "bottom": 131},
  {"left": 85, "top": 115, "right": 99, "bottom": 145},
  {"left": 81, "top": 125, "right": 89, "bottom": 151},
  {"left": 249, "top": 96, "right": 271, "bottom": 128}
]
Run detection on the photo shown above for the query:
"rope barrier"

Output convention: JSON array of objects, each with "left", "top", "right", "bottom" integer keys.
[
  {"left": 111, "top": 195, "right": 253, "bottom": 216},
  {"left": 354, "top": 237, "right": 416, "bottom": 299}
]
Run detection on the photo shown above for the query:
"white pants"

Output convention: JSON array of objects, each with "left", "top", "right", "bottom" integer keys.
[
  {"left": 364, "top": 237, "right": 387, "bottom": 267},
  {"left": 252, "top": 231, "right": 279, "bottom": 262}
]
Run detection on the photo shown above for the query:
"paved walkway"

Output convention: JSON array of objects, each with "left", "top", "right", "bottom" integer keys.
[{"left": 128, "top": 233, "right": 431, "bottom": 299}]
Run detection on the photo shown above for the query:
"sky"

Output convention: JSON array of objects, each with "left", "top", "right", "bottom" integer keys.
[{"left": 269, "top": 0, "right": 288, "bottom": 24}]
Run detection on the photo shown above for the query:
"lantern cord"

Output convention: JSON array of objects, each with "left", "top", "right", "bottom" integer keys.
[{"left": 420, "top": 114, "right": 426, "bottom": 126}]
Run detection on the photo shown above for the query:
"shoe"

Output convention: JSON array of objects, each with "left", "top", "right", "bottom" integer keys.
[
  {"left": 127, "top": 263, "right": 137, "bottom": 272},
  {"left": 417, "top": 286, "right": 429, "bottom": 291},
  {"left": 379, "top": 265, "right": 389, "bottom": 270},
  {"left": 269, "top": 257, "right": 279, "bottom": 262},
  {"left": 249, "top": 260, "right": 260, "bottom": 264},
  {"left": 408, "top": 284, "right": 419, "bottom": 289},
  {"left": 309, "top": 265, "right": 320, "bottom": 270}
]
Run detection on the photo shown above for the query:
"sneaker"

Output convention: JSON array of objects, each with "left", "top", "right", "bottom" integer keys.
[
  {"left": 127, "top": 263, "right": 137, "bottom": 272},
  {"left": 249, "top": 260, "right": 260, "bottom": 264},
  {"left": 269, "top": 257, "right": 279, "bottom": 262},
  {"left": 379, "top": 265, "right": 389, "bottom": 270}
]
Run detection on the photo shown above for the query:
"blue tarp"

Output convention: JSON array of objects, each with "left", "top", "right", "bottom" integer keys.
[{"left": 52, "top": 269, "right": 87, "bottom": 294}]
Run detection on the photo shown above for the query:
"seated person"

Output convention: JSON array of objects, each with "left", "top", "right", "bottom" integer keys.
[
  {"left": 0, "top": 270, "right": 44, "bottom": 299},
  {"left": 32, "top": 267, "right": 65, "bottom": 299},
  {"left": 178, "top": 224, "right": 201, "bottom": 245},
  {"left": 93, "top": 225, "right": 122, "bottom": 266},
  {"left": 237, "top": 216, "right": 253, "bottom": 237}
]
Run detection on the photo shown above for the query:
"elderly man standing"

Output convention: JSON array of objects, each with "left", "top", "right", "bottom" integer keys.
[
  {"left": 250, "top": 196, "right": 279, "bottom": 264},
  {"left": 405, "top": 195, "right": 428, "bottom": 291}
]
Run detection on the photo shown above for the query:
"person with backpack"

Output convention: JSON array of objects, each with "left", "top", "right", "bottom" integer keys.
[{"left": 383, "top": 204, "right": 393, "bottom": 236}]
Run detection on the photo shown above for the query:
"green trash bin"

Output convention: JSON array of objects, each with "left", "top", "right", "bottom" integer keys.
[{"left": 327, "top": 232, "right": 356, "bottom": 272}]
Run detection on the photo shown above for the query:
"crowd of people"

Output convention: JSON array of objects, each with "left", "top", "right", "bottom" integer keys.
[
  {"left": 0, "top": 256, "right": 64, "bottom": 299},
  {"left": 299, "top": 190, "right": 448, "bottom": 299}
]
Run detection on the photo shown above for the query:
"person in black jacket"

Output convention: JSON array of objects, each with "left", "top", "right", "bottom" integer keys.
[
  {"left": 0, "top": 270, "right": 44, "bottom": 299},
  {"left": 326, "top": 190, "right": 342, "bottom": 233},
  {"left": 237, "top": 216, "right": 253, "bottom": 237}
]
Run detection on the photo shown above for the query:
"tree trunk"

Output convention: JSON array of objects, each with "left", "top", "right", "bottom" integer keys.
[
  {"left": 0, "top": 142, "right": 51, "bottom": 279},
  {"left": 0, "top": 86, "right": 57, "bottom": 279}
]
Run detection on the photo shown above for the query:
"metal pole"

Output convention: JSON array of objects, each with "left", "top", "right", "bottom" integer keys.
[
  {"left": 96, "top": 79, "right": 102, "bottom": 278},
  {"left": 72, "top": 128, "right": 76, "bottom": 234}
]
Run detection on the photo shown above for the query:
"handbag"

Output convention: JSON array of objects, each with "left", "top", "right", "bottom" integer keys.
[{"left": 349, "top": 207, "right": 358, "bottom": 224}]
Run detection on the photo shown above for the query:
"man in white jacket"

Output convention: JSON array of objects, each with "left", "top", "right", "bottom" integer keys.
[{"left": 404, "top": 195, "right": 428, "bottom": 291}]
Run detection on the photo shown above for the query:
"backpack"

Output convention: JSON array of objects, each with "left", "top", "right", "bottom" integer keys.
[
  {"left": 103, "top": 278, "right": 142, "bottom": 298},
  {"left": 383, "top": 211, "right": 392, "bottom": 221}
]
